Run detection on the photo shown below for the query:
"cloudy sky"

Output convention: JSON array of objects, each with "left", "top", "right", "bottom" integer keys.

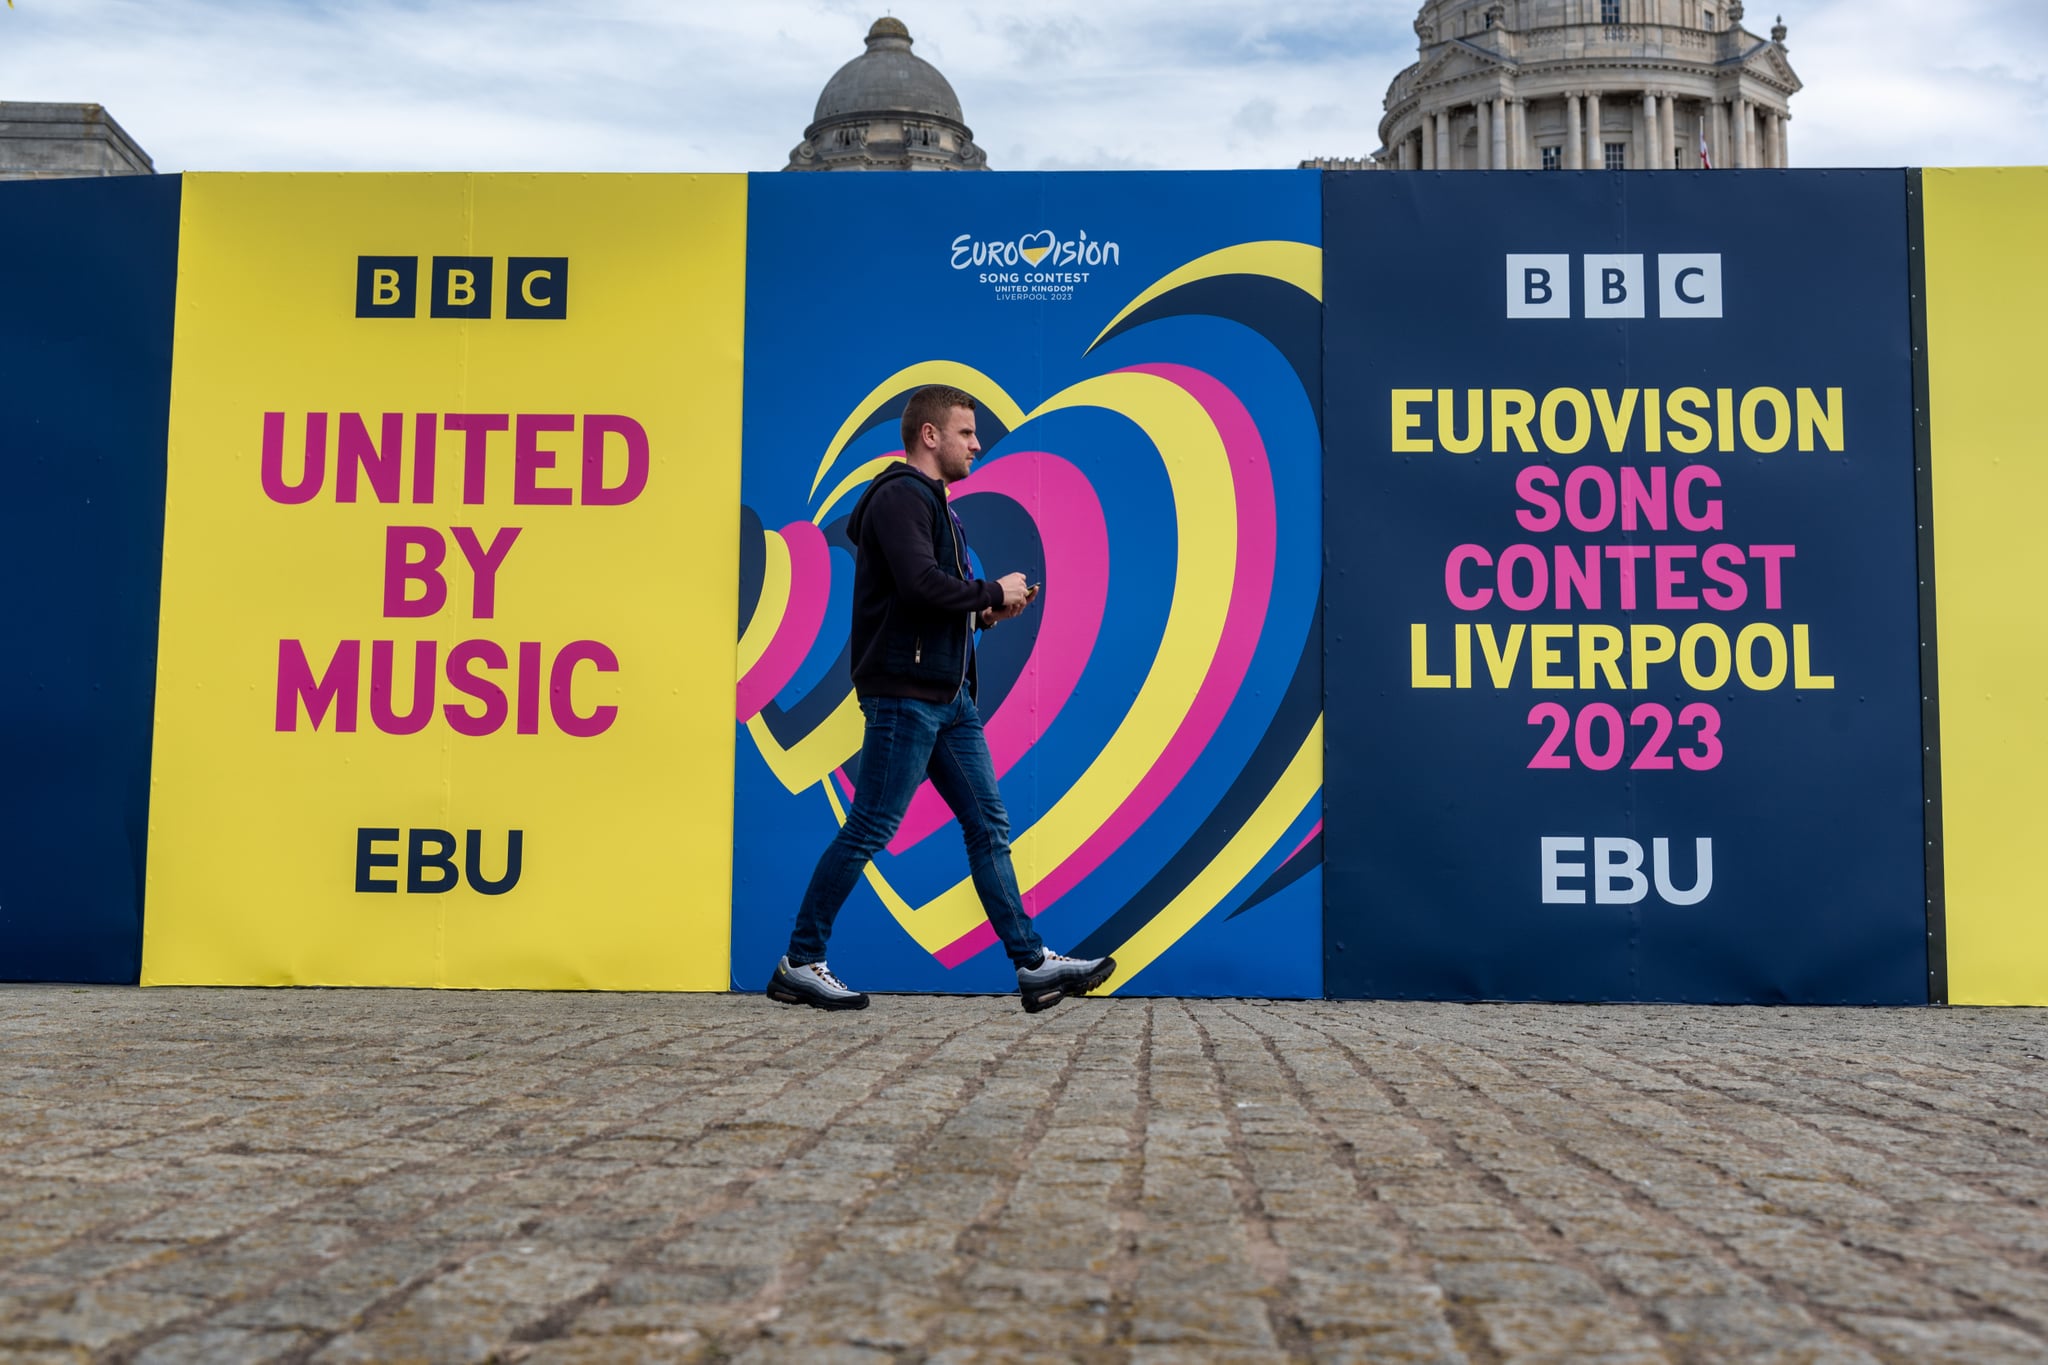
[{"left": 2, "top": 0, "right": 2043, "bottom": 172}]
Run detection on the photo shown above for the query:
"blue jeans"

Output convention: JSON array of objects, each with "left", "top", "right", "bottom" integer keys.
[{"left": 788, "top": 685, "right": 1045, "bottom": 970}]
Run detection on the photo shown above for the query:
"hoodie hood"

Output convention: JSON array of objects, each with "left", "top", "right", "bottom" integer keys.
[{"left": 847, "top": 460, "right": 936, "bottom": 543}]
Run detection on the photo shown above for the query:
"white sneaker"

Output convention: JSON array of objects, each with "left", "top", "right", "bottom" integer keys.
[
  {"left": 1016, "top": 950, "right": 1115, "bottom": 1013},
  {"left": 766, "top": 957, "right": 870, "bottom": 1011}
]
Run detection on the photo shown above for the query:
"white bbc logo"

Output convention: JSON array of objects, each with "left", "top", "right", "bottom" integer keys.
[{"left": 1506, "top": 253, "right": 1722, "bottom": 319}]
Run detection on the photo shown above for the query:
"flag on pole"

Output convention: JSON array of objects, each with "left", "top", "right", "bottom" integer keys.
[{"left": 1699, "top": 119, "right": 1712, "bottom": 169}]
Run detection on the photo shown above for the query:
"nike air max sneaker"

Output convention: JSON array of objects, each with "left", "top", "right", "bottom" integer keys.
[
  {"left": 1016, "top": 950, "right": 1115, "bottom": 1013},
  {"left": 766, "top": 957, "right": 870, "bottom": 1011}
]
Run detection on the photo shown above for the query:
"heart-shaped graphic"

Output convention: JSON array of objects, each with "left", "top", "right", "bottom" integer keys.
[
  {"left": 820, "top": 451, "right": 1107, "bottom": 858},
  {"left": 735, "top": 242, "right": 1327, "bottom": 991},
  {"left": 1018, "top": 229, "right": 1055, "bottom": 267}
]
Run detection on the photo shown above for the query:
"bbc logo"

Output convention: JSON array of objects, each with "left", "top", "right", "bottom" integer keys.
[
  {"left": 1506, "top": 253, "right": 1722, "bottom": 320},
  {"left": 355, "top": 255, "right": 569, "bottom": 320}
]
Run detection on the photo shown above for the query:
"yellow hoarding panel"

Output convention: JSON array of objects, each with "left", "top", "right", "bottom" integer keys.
[
  {"left": 143, "top": 173, "right": 744, "bottom": 989},
  {"left": 1924, "top": 167, "right": 2048, "bottom": 1005}
]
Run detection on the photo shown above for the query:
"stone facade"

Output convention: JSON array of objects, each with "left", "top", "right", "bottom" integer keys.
[
  {"left": 785, "top": 17, "right": 989, "bottom": 172},
  {"left": 0, "top": 102, "right": 153, "bottom": 180},
  {"left": 1376, "top": 0, "right": 1801, "bottom": 170}
]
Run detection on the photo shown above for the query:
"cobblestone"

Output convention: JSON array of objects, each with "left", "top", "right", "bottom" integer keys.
[{"left": 0, "top": 988, "right": 2045, "bottom": 1361}]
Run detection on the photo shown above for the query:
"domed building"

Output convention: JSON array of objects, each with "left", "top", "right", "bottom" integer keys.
[
  {"left": 784, "top": 18, "right": 990, "bottom": 172},
  {"left": 1375, "top": 0, "right": 1801, "bottom": 170}
]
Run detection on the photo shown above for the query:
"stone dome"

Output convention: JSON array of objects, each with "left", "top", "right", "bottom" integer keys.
[
  {"left": 813, "top": 18, "right": 965, "bottom": 125},
  {"left": 785, "top": 17, "right": 990, "bottom": 171}
]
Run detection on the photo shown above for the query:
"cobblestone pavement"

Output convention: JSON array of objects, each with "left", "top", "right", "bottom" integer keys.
[{"left": 3, "top": 990, "right": 2048, "bottom": 1363}]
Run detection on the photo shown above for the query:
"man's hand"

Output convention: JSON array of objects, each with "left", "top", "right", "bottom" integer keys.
[{"left": 983, "top": 573, "right": 1037, "bottom": 626}]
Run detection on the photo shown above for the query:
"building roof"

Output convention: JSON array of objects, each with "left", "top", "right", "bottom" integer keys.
[
  {"left": 812, "top": 18, "right": 965, "bottom": 127},
  {"left": 0, "top": 102, "right": 154, "bottom": 180}
]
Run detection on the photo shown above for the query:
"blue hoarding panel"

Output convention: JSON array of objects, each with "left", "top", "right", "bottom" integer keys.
[
  {"left": 0, "top": 174, "right": 181, "bottom": 983},
  {"left": 1322, "top": 170, "right": 1926, "bottom": 1003},
  {"left": 735, "top": 170, "right": 1324, "bottom": 998}
]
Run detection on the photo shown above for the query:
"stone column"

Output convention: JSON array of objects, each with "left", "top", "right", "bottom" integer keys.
[
  {"left": 1733, "top": 97, "right": 1749, "bottom": 168},
  {"left": 1585, "top": 90, "right": 1603, "bottom": 168},
  {"left": 1492, "top": 98, "right": 1508, "bottom": 171},
  {"left": 1777, "top": 112, "right": 1790, "bottom": 167},
  {"left": 1512, "top": 98, "right": 1530, "bottom": 169},
  {"left": 1712, "top": 99, "right": 1729, "bottom": 168},
  {"left": 1436, "top": 110, "right": 1453, "bottom": 170},
  {"left": 1565, "top": 93, "right": 1583, "bottom": 170},
  {"left": 1659, "top": 92, "right": 1676, "bottom": 171},
  {"left": 1477, "top": 103, "right": 1492, "bottom": 170},
  {"left": 1641, "top": 90, "right": 1658, "bottom": 170}
]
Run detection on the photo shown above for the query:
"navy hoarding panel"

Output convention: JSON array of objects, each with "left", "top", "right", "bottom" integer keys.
[
  {"left": 1322, "top": 170, "right": 1926, "bottom": 1003},
  {"left": 0, "top": 175, "right": 181, "bottom": 983},
  {"left": 735, "top": 170, "right": 1324, "bottom": 998}
]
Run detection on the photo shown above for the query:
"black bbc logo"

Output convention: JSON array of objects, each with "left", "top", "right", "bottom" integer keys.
[{"left": 355, "top": 255, "right": 569, "bottom": 320}]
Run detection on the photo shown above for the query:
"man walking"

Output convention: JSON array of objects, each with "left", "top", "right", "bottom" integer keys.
[{"left": 767, "top": 385, "right": 1115, "bottom": 1013}]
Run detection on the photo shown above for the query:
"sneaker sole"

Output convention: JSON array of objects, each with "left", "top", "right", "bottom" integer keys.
[
  {"left": 1019, "top": 956, "right": 1117, "bottom": 1013},
  {"left": 766, "top": 982, "right": 870, "bottom": 1011},
  {"left": 1070, "top": 957, "right": 1116, "bottom": 996}
]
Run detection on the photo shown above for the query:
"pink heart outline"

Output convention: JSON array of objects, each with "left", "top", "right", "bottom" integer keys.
[
  {"left": 736, "top": 520, "right": 832, "bottom": 723},
  {"left": 831, "top": 452, "right": 1109, "bottom": 855}
]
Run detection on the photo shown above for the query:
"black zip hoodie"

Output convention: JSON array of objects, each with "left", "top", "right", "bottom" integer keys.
[{"left": 844, "top": 462, "right": 1005, "bottom": 703}]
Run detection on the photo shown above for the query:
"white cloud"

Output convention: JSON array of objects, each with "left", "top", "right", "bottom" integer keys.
[
  {"left": 0, "top": 0, "right": 2041, "bottom": 172},
  {"left": 1786, "top": 0, "right": 2048, "bottom": 166}
]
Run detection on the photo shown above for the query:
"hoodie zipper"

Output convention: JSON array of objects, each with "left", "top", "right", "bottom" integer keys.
[{"left": 947, "top": 503, "right": 971, "bottom": 690}]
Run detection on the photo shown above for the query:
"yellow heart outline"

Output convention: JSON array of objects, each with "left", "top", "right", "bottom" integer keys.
[{"left": 756, "top": 366, "right": 1239, "bottom": 963}]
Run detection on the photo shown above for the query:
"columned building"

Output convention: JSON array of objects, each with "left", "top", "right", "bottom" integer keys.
[
  {"left": 784, "top": 18, "right": 990, "bottom": 172},
  {"left": 1377, "top": 1, "right": 1800, "bottom": 170}
]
